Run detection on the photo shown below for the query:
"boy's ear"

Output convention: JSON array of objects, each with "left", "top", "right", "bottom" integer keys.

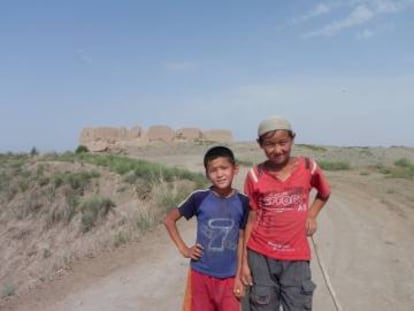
[{"left": 234, "top": 164, "right": 240, "bottom": 175}]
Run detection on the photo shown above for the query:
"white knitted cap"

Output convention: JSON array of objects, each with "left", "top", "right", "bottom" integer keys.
[{"left": 257, "top": 116, "right": 292, "bottom": 137}]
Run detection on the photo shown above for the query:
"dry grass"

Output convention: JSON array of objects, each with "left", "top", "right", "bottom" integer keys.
[{"left": 0, "top": 151, "right": 206, "bottom": 297}]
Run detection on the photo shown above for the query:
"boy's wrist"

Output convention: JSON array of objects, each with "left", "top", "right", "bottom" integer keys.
[
  {"left": 307, "top": 208, "right": 318, "bottom": 219},
  {"left": 178, "top": 245, "right": 188, "bottom": 257}
]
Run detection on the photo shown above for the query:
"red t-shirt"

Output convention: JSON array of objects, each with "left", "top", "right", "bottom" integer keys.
[{"left": 244, "top": 157, "right": 331, "bottom": 261}]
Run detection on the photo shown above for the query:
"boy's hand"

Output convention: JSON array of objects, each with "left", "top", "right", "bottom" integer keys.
[
  {"left": 182, "top": 243, "right": 204, "bottom": 260},
  {"left": 306, "top": 217, "right": 317, "bottom": 236},
  {"left": 241, "top": 262, "right": 253, "bottom": 287},
  {"left": 233, "top": 277, "right": 245, "bottom": 299}
]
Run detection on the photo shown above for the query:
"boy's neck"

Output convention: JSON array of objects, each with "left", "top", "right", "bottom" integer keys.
[
  {"left": 264, "top": 157, "right": 293, "bottom": 172},
  {"left": 211, "top": 186, "right": 235, "bottom": 198}
]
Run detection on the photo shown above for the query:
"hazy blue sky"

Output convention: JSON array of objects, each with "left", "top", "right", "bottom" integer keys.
[{"left": 1, "top": 0, "right": 413, "bottom": 152}]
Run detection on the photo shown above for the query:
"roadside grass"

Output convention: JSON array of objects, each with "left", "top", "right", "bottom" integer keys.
[
  {"left": 296, "top": 144, "right": 327, "bottom": 152},
  {"left": 318, "top": 153, "right": 414, "bottom": 177},
  {"left": 155, "top": 180, "right": 195, "bottom": 213},
  {"left": 80, "top": 196, "right": 116, "bottom": 232},
  {"left": 51, "top": 171, "right": 100, "bottom": 193},
  {"left": 0, "top": 151, "right": 208, "bottom": 297},
  {"left": 135, "top": 211, "right": 154, "bottom": 231},
  {"left": 236, "top": 158, "right": 254, "bottom": 167},
  {"left": 1, "top": 283, "right": 15, "bottom": 298},
  {"left": 237, "top": 158, "right": 353, "bottom": 170},
  {"left": 382, "top": 158, "right": 414, "bottom": 179},
  {"left": 45, "top": 152, "right": 206, "bottom": 187},
  {"left": 319, "top": 160, "right": 351, "bottom": 171},
  {"left": 113, "top": 230, "right": 130, "bottom": 247},
  {"left": 1, "top": 151, "right": 206, "bottom": 227}
]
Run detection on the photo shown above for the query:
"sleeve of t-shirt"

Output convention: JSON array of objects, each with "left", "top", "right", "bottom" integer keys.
[
  {"left": 177, "top": 191, "right": 200, "bottom": 220},
  {"left": 244, "top": 168, "right": 259, "bottom": 211},
  {"left": 238, "top": 194, "right": 250, "bottom": 230},
  {"left": 311, "top": 161, "right": 331, "bottom": 201}
]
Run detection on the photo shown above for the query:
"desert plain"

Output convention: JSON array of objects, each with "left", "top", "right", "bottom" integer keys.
[{"left": 1, "top": 142, "right": 414, "bottom": 311}]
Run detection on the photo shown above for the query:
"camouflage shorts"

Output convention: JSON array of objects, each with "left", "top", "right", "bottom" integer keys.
[{"left": 244, "top": 250, "right": 316, "bottom": 311}]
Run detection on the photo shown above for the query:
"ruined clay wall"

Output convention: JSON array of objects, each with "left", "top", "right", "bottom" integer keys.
[{"left": 79, "top": 125, "right": 233, "bottom": 152}]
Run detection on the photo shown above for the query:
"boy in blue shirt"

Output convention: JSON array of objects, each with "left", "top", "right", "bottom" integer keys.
[{"left": 164, "top": 146, "right": 249, "bottom": 311}]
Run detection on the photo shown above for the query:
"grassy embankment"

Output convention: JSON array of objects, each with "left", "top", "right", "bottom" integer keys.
[{"left": 0, "top": 150, "right": 207, "bottom": 298}]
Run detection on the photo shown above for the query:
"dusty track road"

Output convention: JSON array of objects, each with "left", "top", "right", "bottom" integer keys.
[{"left": 2, "top": 163, "right": 414, "bottom": 311}]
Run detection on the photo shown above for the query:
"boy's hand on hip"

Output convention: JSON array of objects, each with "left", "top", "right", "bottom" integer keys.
[
  {"left": 183, "top": 243, "right": 204, "bottom": 260},
  {"left": 306, "top": 217, "right": 317, "bottom": 236}
]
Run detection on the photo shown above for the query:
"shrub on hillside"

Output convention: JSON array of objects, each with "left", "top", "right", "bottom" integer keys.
[
  {"left": 394, "top": 158, "right": 412, "bottom": 168},
  {"left": 384, "top": 158, "right": 414, "bottom": 179},
  {"left": 296, "top": 144, "right": 327, "bottom": 152},
  {"left": 30, "top": 146, "right": 39, "bottom": 157},
  {"left": 319, "top": 160, "right": 351, "bottom": 171},
  {"left": 80, "top": 196, "right": 116, "bottom": 232},
  {"left": 75, "top": 145, "right": 89, "bottom": 154}
]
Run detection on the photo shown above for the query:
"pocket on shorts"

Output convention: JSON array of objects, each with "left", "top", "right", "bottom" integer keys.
[
  {"left": 301, "top": 280, "right": 316, "bottom": 310},
  {"left": 250, "top": 285, "right": 272, "bottom": 306}
]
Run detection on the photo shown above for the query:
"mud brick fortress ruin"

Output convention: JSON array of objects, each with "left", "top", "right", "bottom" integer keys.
[{"left": 79, "top": 125, "right": 233, "bottom": 152}]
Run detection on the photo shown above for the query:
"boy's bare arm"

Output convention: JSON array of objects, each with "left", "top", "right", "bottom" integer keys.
[
  {"left": 163, "top": 208, "right": 203, "bottom": 260},
  {"left": 233, "top": 230, "right": 245, "bottom": 298},
  {"left": 306, "top": 197, "right": 329, "bottom": 236},
  {"left": 241, "top": 210, "right": 256, "bottom": 286},
  {"left": 236, "top": 230, "right": 244, "bottom": 278}
]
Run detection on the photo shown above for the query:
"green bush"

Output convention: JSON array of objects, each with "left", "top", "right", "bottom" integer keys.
[
  {"left": 113, "top": 231, "right": 129, "bottom": 247},
  {"left": 45, "top": 153, "right": 206, "bottom": 188},
  {"left": 376, "top": 158, "right": 414, "bottom": 179},
  {"left": 296, "top": 144, "right": 327, "bottom": 152},
  {"left": 319, "top": 161, "right": 351, "bottom": 171},
  {"left": 236, "top": 158, "right": 254, "bottom": 167},
  {"left": 75, "top": 145, "right": 89, "bottom": 154},
  {"left": 30, "top": 146, "right": 39, "bottom": 157},
  {"left": 80, "top": 196, "right": 116, "bottom": 232},
  {"left": 38, "top": 176, "right": 50, "bottom": 186},
  {"left": 155, "top": 180, "right": 195, "bottom": 212},
  {"left": 1, "top": 283, "right": 15, "bottom": 298},
  {"left": 136, "top": 213, "right": 153, "bottom": 231},
  {"left": 65, "top": 194, "right": 80, "bottom": 223},
  {"left": 50, "top": 171, "right": 100, "bottom": 193},
  {"left": 386, "top": 167, "right": 414, "bottom": 179},
  {"left": 394, "top": 158, "right": 412, "bottom": 168}
]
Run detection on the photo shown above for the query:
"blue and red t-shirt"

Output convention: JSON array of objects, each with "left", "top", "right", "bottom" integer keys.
[
  {"left": 244, "top": 157, "right": 331, "bottom": 261},
  {"left": 178, "top": 188, "right": 249, "bottom": 278}
]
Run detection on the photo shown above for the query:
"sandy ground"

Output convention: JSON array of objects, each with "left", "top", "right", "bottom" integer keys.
[{"left": 2, "top": 149, "right": 414, "bottom": 311}]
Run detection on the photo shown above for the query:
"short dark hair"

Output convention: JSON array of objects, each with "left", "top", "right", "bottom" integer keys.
[{"left": 203, "top": 146, "right": 235, "bottom": 169}]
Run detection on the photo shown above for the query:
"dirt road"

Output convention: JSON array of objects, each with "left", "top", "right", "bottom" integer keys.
[{"left": 3, "top": 160, "right": 414, "bottom": 310}]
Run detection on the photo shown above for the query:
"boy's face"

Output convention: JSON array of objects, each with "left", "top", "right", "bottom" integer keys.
[
  {"left": 259, "top": 130, "right": 294, "bottom": 166},
  {"left": 205, "top": 157, "right": 238, "bottom": 191}
]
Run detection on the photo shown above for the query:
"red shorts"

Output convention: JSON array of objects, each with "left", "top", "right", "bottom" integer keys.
[{"left": 183, "top": 269, "right": 240, "bottom": 311}]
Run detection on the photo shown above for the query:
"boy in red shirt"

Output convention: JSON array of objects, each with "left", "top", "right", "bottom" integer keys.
[{"left": 241, "top": 116, "right": 331, "bottom": 311}]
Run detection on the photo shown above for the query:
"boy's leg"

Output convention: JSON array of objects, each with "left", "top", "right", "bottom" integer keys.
[
  {"left": 279, "top": 261, "right": 316, "bottom": 311},
  {"left": 190, "top": 269, "right": 215, "bottom": 311},
  {"left": 214, "top": 276, "right": 241, "bottom": 311},
  {"left": 247, "top": 250, "right": 280, "bottom": 311},
  {"left": 182, "top": 269, "right": 192, "bottom": 311},
  {"left": 241, "top": 286, "right": 251, "bottom": 311}
]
